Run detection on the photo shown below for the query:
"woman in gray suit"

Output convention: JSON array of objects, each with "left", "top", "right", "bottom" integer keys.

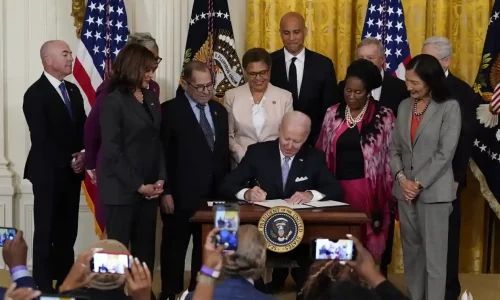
[{"left": 390, "top": 54, "right": 461, "bottom": 300}]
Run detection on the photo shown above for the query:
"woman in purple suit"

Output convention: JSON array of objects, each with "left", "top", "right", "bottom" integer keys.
[{"left": 84, "top": 32, "right": 162, "bottom": 184}]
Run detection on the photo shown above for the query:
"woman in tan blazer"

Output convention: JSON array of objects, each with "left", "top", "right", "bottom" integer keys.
[{"left": 224, "top": 48, "right": 293, "bottom": 164}]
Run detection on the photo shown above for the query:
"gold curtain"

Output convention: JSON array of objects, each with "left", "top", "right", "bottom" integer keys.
[{"left": 246, "top": 0, "right": 497, "bottom": 274}]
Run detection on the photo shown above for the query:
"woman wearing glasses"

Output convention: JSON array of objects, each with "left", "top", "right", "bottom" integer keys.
[
  {"left": 224, "top": 48, "right": 293, "bottom": 165},
  {"left": 84, "top": 32, "right": 162, "bottom": 189}
]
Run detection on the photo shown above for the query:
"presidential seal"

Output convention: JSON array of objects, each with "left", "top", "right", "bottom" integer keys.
[{"left": 258, "top": 206, "right": 304, "bottom": 253}]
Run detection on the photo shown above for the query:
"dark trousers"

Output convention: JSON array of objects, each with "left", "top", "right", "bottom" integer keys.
[
  {"left": 380, "top": 200, "right": 397, "bottom": 276},
  {"left": 268, "top": 245, "right": 312, "bottom": 293},
  {"left": 32, "top": 168, "right": 81, "bottom": 293},
  {"left": 105, "top": 199, "right": 158, "bottom": 272},
  {"left": 445, "top": 197, "right": 461, "bottom": 300},
  {"left": 161, "top": 210, "right": 202, "bottom": 294}
]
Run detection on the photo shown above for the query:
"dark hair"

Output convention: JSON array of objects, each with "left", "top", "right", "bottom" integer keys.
[
  {"left": 301, "top": 260, "right": 365, "bottom": 300},
  {"left": 345, "top": 59, "right": 383, "bottom": 92},
  {"left": 242, "top": 48, "right": 272, "bottom": 70},
  {"left": 109, "top": 44, "right": 156, "bottom": 93},
  {"left": 313, "top": 281, "right": 380, "bottom": 300},
  {"left": 182, "top": 60, "right": 212, "bottom": 83},
  {"left": 405, "top": 54, "right": 452, "bottom": 102}
]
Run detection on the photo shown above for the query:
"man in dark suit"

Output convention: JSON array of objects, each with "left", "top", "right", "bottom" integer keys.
[
  {"left": 337, "top": 38, "right": 409, "bottom": 117},
  {"left": 337, "top": 38, "right": 409, "bottom": 277},
  {"left": 160, "top": 61, "right": 231, "bottom": 300},
  {"left": 220, "top": 111, "right": 344, "bottom": 297},
  {"left": 422, "top": 36, "right": 478, "bottom": 300},
  {"left": 270, "top": 12, "right": 338, "bottom": 146},
  {"left": 23, "top": 40, "right": 86, "bottom": 293}
]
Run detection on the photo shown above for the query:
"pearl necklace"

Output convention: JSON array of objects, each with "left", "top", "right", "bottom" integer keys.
[
  {"left": 413, "top": 99, "right": 430, "bottom": 119},
  {"left": 345, "top": 100, "right": 369, "bottom": 128}
]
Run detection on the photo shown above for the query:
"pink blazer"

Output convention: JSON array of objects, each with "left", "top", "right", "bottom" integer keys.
[{"left": 224, "top": 82, "right": 293, "bottom": 163}]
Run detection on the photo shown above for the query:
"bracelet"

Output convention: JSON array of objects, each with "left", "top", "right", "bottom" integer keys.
[
  {"left": 396, "top": 171, "right": 406, "bottom": 184},
  {"left": 200, "top": 265, "right": 220, "bottom": 279}
]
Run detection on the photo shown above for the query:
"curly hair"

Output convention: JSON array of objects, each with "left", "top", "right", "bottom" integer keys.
[
  {"left": 301, "top": 260, "right": 366, "bottom": 300},
  {"left": 222, "top": 225, "right": 267, "bottom": 280}
]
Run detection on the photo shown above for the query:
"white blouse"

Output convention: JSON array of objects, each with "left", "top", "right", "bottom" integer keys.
[{"left": 251, "top": 95, "right": 267, "bottom": 138}]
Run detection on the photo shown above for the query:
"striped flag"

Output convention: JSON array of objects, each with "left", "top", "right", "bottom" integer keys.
[
  {"left": 361, "top": 0, "right": 411, "bottom": 80},
  {"left": 72, "top": 0, "right": 129, "bottom": 237}
]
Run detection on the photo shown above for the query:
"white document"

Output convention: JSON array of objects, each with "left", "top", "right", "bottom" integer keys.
[
  {"left": 254, "top": 199, "right": 311, "bottom": 209},
  {"left": 305, "top": 200, "right": 349, "bottom": 208}
]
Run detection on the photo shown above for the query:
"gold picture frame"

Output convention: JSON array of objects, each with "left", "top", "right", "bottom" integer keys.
[{"left": 71, "top": 0, "right": 87, "bottom": 38}]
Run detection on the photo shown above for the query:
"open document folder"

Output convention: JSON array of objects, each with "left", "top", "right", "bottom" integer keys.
[{"left": 254, "top": 199, "right": 348, "bottom": 209}]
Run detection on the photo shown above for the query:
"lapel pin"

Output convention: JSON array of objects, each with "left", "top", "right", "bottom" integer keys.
[
  {"left": 272, "top": 101, "right": 276, "bottom": 104},
  {"left": 214, "top": 111, "right": 218, "bottom": 116},
  {"left": 299, "top": 158, "right": 303, "bottom": 162}
]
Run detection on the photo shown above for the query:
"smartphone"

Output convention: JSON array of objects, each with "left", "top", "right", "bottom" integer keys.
[
  {"left": 214, "top": 203, "right": 240, "bottom": 252},
  {"left": 0, "top": 227, "right": 17, "bottom": 247},
  {"left": 90, "top": 252, "right": 129, "bottom": 274},
  {"left": 312, "top": 238, "right": 356, "bottom": 261}
]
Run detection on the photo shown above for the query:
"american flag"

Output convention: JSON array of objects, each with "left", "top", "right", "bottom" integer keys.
[
  {"left": 72, "top": 0, "right": 129, "bottom": 237},
  {"left": 361, "top": 0, "right": 411, "bottom": 80}
]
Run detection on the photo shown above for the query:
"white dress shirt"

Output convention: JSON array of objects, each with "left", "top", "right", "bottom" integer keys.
[
  {"left": 235, "top": 147, "right": 325, "bottom": 201},
  {"left": 284, "top": 47, "right": 306, "bottom": 97},
  {"left": 445, "top": 69, "right": 449, "bottom": 77},
  {"left": 44, "top": 71, "right": 70, "bottom": 103},
  {"left": 371, "top": 70, "right": 385, "bottom": 101},
  {"left": 252, "top": 96, "right": 267, "bottom": 137}
]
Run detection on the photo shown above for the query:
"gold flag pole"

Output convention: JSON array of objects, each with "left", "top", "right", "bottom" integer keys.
[{"left": 71, "top": 0, "right": 87, "bottom": 38}]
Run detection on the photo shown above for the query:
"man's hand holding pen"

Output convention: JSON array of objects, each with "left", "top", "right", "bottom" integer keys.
[{"left": 244, "top": 186, "right": 267, "bottom": 202}]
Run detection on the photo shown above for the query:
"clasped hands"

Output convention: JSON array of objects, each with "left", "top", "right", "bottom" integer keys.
[
  {"left": 138, "top": 180, "right": 164, "bottom": 199},
  {"left": 243, "top": 186, "right": 313, "bottom": 204},
  {"left": 400, "top": 178, "right": 421, "bottom": 203}
]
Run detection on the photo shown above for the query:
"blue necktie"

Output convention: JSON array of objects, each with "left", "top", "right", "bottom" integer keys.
[
  {"left": 282, "top": 156, "right": 291, "bottom": 191},
  {"left": 59, "top": 82, "right": 73, "bottom": 119},
  {"left": 196, "top": 103, "right": 214, "bottom": 151}
]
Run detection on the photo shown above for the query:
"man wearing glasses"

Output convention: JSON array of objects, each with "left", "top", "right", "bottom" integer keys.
[
  {"left": 159, "top": 61, "right": 230, "bottom": 300},
  {"left": 422, "top": 36, "right": 477, "bottom": 300}
]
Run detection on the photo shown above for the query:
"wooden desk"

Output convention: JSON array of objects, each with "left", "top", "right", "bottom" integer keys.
[{"left": 190, "top": 203, "right": 369, "bottom": 247}]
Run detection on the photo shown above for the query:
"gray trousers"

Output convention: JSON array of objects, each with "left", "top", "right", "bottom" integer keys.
[{"left": 398, "top": 200, "right": 453, "bottom": 300}]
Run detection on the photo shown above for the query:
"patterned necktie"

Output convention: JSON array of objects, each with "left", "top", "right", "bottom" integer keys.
[
  {"left": 196, "top": 103, "right": 214, "bottom": 151},
  {"left": 282, "top": 156, "right": 291, "bottom": 191},
  {"left": 58, "top": 82, "right": 73, "bottom": 119},
  {"left": 288, "top": 57, "right": 298, "bottom": 102}
]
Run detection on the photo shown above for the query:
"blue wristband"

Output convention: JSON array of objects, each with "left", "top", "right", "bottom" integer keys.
[{"left": 201, "top": 265, "right": 220, "bottom": 278}]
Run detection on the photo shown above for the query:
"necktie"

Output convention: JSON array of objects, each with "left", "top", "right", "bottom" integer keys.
[
  {"left": 282, "top": 156, "right": 291, "bottom": 191},
  {"left": 196, "top": 103, "right": 214, "bottom": 151},
  {"left": 288, "top": 57, "right": 298, "bottom": 102},
  {"left": 59, "top": 82, "right": 73, "bottom": 119}
]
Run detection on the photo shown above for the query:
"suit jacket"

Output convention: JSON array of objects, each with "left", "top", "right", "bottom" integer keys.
[
  {"left": 0, "top": 275, "right": 37, "bottom": 298},
  {"left": 99, "top": 88, "right": 166, "bottom": 205},
  {"left": 23, "top": 73, "right": 87, "bottom": 183},
  {"left": 84, "top": 78, "right": 160, "bottom": 170},
  {"left": 270, "top": 48, "right": 338, "bottom": 146},
  {"left": 337, "top": 71, "right": 409, "bottom": 117},
  {"left": 161, "top": 94, "right": 230, "bottom": 211},
  {"left": 390, "top": 97, "right": 461, "bottom": 203},
  {"left": 184, "top": 277, "right": 276, "bottom": 300},
  {"left": 224, "top": 82, "right": 293, "bottom": 163},
  {"left": 446, "top": 72, "right": 478, "bottom": 188},
  {"left": 220, "top": 140, "right": 344, "bottom": 201}
]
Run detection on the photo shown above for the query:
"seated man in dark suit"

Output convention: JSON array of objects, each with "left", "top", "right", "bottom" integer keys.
[{"left": 220, "top": 111, "right": 344, "bottom": 296}]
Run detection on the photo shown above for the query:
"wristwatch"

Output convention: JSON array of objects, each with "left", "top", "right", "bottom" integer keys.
[
  {"left": 414, "top": 179, "right": 423, "bottom": 189},
  {"left": 197, "top": 272, "right": 216, "bottom": 284}
]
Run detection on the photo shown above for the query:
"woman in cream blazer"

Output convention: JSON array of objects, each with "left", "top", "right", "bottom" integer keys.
[{"left": 224, "top": 48, "right": 293, "bottom": 164}]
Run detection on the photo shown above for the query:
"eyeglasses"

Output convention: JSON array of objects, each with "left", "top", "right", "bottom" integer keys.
[
  {"left": 155, "top": 56, "right": 162, "bottom": 64},
  {"left": 247, "top": 69, "right": 269, "bottom": 79},
  {"left": 187, "top": 82, "right": 214, "bottom": 93}
]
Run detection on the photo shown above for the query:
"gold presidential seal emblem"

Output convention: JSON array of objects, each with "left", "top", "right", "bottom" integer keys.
[{"left": 258, "top": 206, "right": 304, "bottom": 253}]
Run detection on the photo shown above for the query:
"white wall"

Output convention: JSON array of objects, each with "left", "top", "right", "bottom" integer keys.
[{"left": 0, "top": 0, "right": 247, "bottom": 269}]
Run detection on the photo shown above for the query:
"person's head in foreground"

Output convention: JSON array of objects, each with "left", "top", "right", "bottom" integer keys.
[
  {"left": 221, "top": 224, "right": 267, "bottom": 280},
  {"left": 279, "top": 111, "right": 311, "bottom": 157}
]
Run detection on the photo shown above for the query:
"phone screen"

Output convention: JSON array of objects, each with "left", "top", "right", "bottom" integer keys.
[
  {"left": 313, "top": 238, "right": 356, "bottom": 261},
  {"left": 214, "top": 204, "right": 239, "bottom": 251},
  {"left": 91, "top": 252, "right": 129, "bottom": 274},
  {"left": 0, "top": 227, "right": 17, "bottom": 247}
]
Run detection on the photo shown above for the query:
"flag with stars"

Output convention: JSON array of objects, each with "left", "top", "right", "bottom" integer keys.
[
  {"left": 470, "top": 0, "right": 500, "bottom": 216},
  {"left": 72, "top": 0, "right": 129, "bottom": 237},
  {"left": 361, "top": 0, "right": 411, "bottom": 80},
  {"left": 177, "top": 0, "right": 244, "bottom": 102}
]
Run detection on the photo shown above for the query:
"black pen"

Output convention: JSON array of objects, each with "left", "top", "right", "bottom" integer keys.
[{"left": 255, "top": 179, "right": 260, "bottom": 187}]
